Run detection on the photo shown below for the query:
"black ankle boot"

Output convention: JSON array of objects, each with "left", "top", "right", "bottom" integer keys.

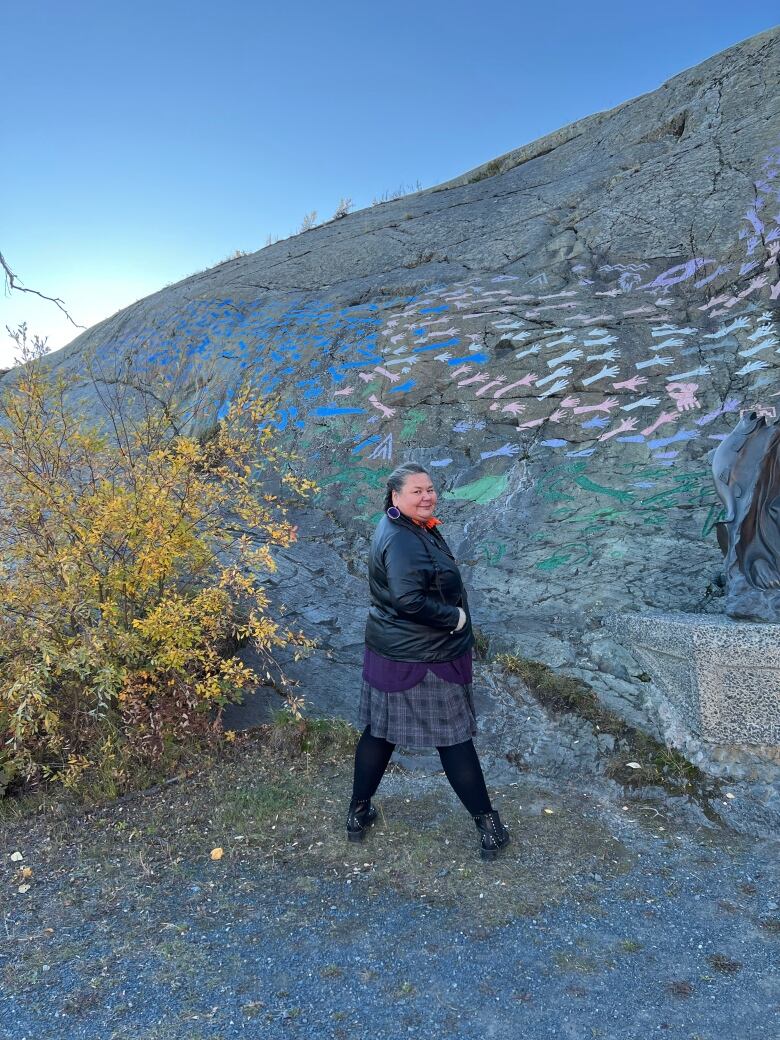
[
  {"left": 473, "top": 808, "right": 511, "bottom": 861},
  {"left": 346, "top": 797, "right": 377, "bottom": 842}
]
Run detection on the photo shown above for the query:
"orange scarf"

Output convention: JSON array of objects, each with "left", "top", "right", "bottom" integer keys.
[{"left": 412, "top": 516, "right": 442, "bottom": 530}]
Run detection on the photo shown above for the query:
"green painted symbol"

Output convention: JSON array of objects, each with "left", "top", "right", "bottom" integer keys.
[
  {"left": 479, "top": 541, "right": 507, "bottom": 566},
  {"left": 400, "top": 408, "right": 427, "bottom": 438},
  {"left": 535, "top": 541, "right": 591, "bottom": 570},
  {"left": 572, "top": 474, "right": 634, "bottom": 502},
  {"left": 444, "top": 474, "right": 509, "bottom": 505},
  {"left": 701, "top": 502, "right": 725, "bottom": 537}
]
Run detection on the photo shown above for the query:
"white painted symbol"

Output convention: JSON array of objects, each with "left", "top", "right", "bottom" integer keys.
[{"left": 368, "top": 434, "right": 393, "bottom": 460}]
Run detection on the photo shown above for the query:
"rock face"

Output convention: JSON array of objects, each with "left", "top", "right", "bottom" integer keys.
[{"left": 38, "top": 28, "right": 780, "bottom": 773}]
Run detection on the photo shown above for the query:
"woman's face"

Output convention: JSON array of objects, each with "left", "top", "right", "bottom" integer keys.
[{"left": 392, "top": 472, "right": 437, "bottom": 522}]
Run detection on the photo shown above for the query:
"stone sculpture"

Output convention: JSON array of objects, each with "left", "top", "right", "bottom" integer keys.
[{"left": 712, "top": 410, "right": 780, "bottom": 622}]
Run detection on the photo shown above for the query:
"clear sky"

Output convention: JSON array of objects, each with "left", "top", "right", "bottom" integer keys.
[{"left": 1, "top": 1, "right": 776, "bottom": 368}]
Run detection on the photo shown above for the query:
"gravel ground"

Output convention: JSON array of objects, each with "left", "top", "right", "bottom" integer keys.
[{"left": 1, "top": 731, "right": 778, "bottom": 1040}]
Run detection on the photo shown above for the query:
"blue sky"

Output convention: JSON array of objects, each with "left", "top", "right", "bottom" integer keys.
[{"left": 1, "top": 1, "right": 776, "bottom": 367}]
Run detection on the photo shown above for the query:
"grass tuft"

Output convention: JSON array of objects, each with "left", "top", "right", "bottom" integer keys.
[{"left": 494, "top": 652, "right": 722, "bottom": 809}]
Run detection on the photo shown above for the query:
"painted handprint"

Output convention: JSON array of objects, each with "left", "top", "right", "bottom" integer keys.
[
  {"left": 546, "top": 334, "right": 576, "bottom": 348},
  {"left": 635, "top": 355, "right": 674, "bottom": 369},
  {"left": 515, "top": 344, "right": 541, "bottom": 359},
  {"left": 475, "top": 377, "right": 509, "bottom": 396},
  {"left": 703, "top": 316, "right": 750, "bottom": 338},
  {"left": 538, "top": 379, "right": 570, "bottom": 399},
  {"left": 666, "top": 382, "right": 701, "bottom": 412},
  {"left": 599, "top": 417, "right": 639, "bottom": 442},
  {"left": 651, "top": 324, "right": 696, "bottom": 336},
  {"left": 493, "top": 375, "right": 539, "bottom": 397},
  {"left": 641, "top": 410, "right": 678, "bottom": 437},
  {"left": 747, "top": 317, "right": 775, "bottom": 340},
  {"left": 738, "top": 337, "right": 777, "bottom": 357},
  {"left": 537, "top": 366, "right": 573, "bottom": 386},
  {"left": 573, "top": 397, "right": 619, "bottom": 415},
  {"left": 696, "top": 398, "right": 741, "bottom": 427},
  {"left": 666, "top": 365, "right": 709, "bottom": 381},
  {"left": 548, "top": 348, "right": 583, "bottom": 367},
  {"left": 621, "top": 396, "right": 661, "bottom": 411},
  {"left": 735, "top": 359, "right": 769, "bottom": 375},
  {"left": 385, "top": 355, "right": 418, "bottom": 366},
  {"left": 612, "top": 375, "right": 647, "bottom": 392},
  {"left": 586, "top": 349, "right": 621, "bottom": 362},
  {"left": 582, "top": 365, "right": 620, "bottom": 386},
  {"left": 368, "top": 395, "right": 396, "bottom": 418},
  {"left": 481, "top": 443, "right": 521, "bottom": 460},
  {"left": 373, "top": 366, "right": 401, "bottom": 383}
]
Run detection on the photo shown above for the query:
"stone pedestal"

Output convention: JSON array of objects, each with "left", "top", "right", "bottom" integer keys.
[{"left": 603, "top": 612, "right": 780, "bottom": 746}]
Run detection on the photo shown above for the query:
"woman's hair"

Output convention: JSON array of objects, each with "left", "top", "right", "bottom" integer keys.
[{"left": 383, "top": 463, "right": 431, "bottom": 512}]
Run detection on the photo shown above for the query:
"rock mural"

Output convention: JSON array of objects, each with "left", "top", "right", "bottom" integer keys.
[{"left": 11, "top": 27, "right": 780, "bottom": 778}]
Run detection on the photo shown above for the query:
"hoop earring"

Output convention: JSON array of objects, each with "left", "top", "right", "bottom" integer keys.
[{"left": 386, "top": 506, "right": 401, "bottom": 519}]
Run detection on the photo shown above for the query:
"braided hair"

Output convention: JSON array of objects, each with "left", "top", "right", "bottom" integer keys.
[{"left": 382, "top": 462, "right": 431, "bottom": 512}]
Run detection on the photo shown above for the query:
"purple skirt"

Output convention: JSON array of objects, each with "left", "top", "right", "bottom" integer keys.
[{"left": 357, "top": 671, "right": 478, "bottom": 748}]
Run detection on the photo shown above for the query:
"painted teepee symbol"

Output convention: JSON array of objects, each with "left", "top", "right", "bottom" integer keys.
[{"left": 368, "top": 433, "right": 393, "bottom": 460}]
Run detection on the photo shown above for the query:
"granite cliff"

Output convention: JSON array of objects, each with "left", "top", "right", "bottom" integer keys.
[{"left": 13, "top": 27, "right": 780, "bottom": 787}]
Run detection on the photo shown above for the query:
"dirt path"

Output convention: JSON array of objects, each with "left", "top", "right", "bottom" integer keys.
[{"left": 1, "top": 726, "right": 778, "bottom": 1039}]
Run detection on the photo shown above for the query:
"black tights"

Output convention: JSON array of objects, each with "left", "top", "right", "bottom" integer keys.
[{"left": 350, "top": 725, "right": 492, "bottom": 816}]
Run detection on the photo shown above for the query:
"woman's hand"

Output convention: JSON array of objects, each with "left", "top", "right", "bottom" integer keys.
[{"left": 452, "top": 607, "right": 467, "bottom": 633}]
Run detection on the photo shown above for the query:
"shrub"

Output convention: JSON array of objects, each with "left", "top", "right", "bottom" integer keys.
[
  {"left": 370, "top": 180, "right": 423, "bottom": 206},
  {"left": 332, "top": 197, "right": 353, "bottom": 220},
  {"left": 468, "top": 158, "right": 504, "bottom": 184},
  {"left": 0, "top": 323, "right": 317, "bottom": 797},
  {"left": 298, "top": 210, "right": 318, "bottom": 232}
]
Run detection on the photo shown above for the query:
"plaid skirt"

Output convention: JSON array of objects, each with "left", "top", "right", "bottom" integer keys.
[{"left": 357, "top": 671, "right": 478, "bottom": 748}]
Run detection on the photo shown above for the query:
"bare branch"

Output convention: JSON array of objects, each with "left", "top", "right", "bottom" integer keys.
[{"left": 0, "top": 250, "right": 85, "bottom": 329}]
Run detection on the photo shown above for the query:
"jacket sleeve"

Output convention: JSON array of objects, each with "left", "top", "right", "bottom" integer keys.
[{"left": 382, "top": 534, "right": 462, "bottom": 630}]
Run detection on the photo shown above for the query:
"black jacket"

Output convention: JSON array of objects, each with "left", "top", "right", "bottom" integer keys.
[{"left": 364, "top": 512, "right": 474, "bottom": 662}]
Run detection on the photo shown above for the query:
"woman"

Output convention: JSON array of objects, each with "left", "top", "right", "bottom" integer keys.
[{"left": 345, "top": 462, "right": 511, "bottom": 860}]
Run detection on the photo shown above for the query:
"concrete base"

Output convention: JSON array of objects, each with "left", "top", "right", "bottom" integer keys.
[{"left": 603, "top": 612, "right": 780, "bottom": 747}]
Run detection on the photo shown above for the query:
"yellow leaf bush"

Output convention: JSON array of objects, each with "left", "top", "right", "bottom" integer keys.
[{"left": 0, "top": 324, "right": 317, "bottom": 797}]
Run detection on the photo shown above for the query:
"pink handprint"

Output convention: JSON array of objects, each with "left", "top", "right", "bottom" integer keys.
[
  {"left": 496, "top": 401, "right": 525, "bottom": 415},
  {"left": 374, "top": 366, "right": 400, "bottom": 383},
  {"left": 368, "top": 395, "right": 396, "bottom": 418},
  {"left": 599, "top": 417, "right": 638, "bottom": 442},
  {"left": 458, "top": 372, "right": 490, "bottom": 387},
  {"left": 641, "top": 410, "right": 678, "bottom": 437},
  {"left": 573, "top": 397, "right": 619, "bottom": 415},
  {"left": 492, "top": 374, "right": 538, "bottom": 396},
  {"left": 666, "top": 382, "right": 700, "bottom": 412},
  {"left": 612, "top": 375, "right": 647, "bottom": 392}
]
